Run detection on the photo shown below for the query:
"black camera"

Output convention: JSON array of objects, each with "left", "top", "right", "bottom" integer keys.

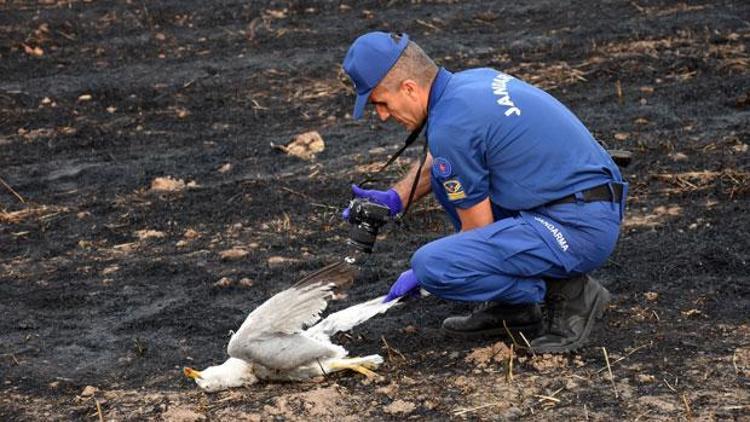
[{"left": 346, "top": 197, "right": 391, "bottom": 254}]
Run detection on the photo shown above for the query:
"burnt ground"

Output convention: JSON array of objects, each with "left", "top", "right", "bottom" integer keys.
[{"left": 1, "top": 0, "right": 749, "bottom": 420}]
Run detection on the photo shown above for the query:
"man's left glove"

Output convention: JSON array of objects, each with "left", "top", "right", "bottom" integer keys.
[
  {"left": 342, "top": 184, "right": 403, "bottom": 220},
  {"left": 384, "top": 269, "right": 421, "bottom": 302}
]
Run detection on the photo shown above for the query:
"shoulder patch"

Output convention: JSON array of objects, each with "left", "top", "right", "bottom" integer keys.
[
  {"left": 443, "top": 179, "right": 466, "bottom": 201},
  {"left": 433, "top": 157, "right": 452, "bottom": 178}
]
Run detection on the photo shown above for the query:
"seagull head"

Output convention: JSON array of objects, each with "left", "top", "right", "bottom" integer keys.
[{"left": 184, "top": 357, "right": 257, "bottom": 392}]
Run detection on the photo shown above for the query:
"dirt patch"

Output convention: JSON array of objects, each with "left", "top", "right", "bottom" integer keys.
[
  {"left": 464, "top": 341, "right": 511, "bottom": 367},
  {"left": 1, "top": 0, "right": 749, "bottom": 420}
]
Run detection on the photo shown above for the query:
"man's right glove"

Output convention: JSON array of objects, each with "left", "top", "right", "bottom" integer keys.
[
  {"left": 384, "top": 269, "right": 421, "bottom": 302},
  {"left": 342, "top": 184, "right": 403, "bottom": 220}
]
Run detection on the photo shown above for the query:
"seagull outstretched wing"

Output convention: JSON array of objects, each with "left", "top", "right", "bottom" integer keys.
[{"left": 226, "top": 262, "right": 356, "bottom": 370}]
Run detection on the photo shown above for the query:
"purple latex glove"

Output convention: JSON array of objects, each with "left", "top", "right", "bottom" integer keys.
[
  {"left": 342, "top": 184, "right": 403, "bottom": 220},
  {"left": 384, "top": 269, "right": 420, "bottom": 302}
]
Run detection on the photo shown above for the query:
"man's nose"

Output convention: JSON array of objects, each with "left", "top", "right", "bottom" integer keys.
[{"left": 376, "top": 108, "right": 390, "bottom": 121}]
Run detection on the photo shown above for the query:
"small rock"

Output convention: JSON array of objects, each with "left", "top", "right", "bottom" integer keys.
[
  {"left": 214, "top": 277, "right": 233, "bottom": 288},
  {"left": 102, "top": 266, "right": 119, "bottom": 275},
  {"left": 80, "top": 385, "right": 98, "bottom": 397},
  {"left": 238, "top": 277, "right": 254, "bottom": 287},
  {"left": 219, "top": 248, "right": 249, "bottom": 261},
  {"left": 644, "top": 291, "right": 659, "bottom": 301},
  {"left": 614, "top": 132, "right": 629, "bottom": 141},
  {"left": 401, "top": 376, "right": 417, "bottom": 385},
  {"left": 272, "top": 130, "right": 325, "bottom": 160},
  {"left": 465, "top": 341, "right": 510, "bottom": 367},
  {"left": 401, "top": 325, "right": 418, "bottom": 334},
  {"left": 150, "top": 176, "right": 186, "bottom": 192},
  {"left": 564, "top": 378, "right": 580, "bottom": 389},
  {"left": 48, "top": 381, "right": 60, "bottom": 389},
  {"left": 184, "top": 229, "right": 200, "bottom": 239},
  {"left": 218, "top": 163, "right": 232, "bottom": 173},
  {"left": 681, "top": 308, "right": 702, "bottom": 317},
  {"left": 135, "top": 229, "right": 166, "bottom": 240},
  {"left": 668, "top": 152, "right": 688, "bottom": 161},
  {"left": 376, "top": 383, "right": 397, "bottom": 396},
  {"left": 267, "top": 256, "right": 300, "bottom": 269},
  {"left": 383, "top": 399, "right": 416, "bottom": 415},
  {"left": 637, "top": 374, "right": 656, "bottom": 384}
]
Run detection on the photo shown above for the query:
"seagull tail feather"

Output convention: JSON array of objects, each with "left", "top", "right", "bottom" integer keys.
[
  {"left": 307, "top": 296, "right": 399, "bottom": 338},
  {"left": 292, "top": 260, "right": 356, "bottom": 293}
]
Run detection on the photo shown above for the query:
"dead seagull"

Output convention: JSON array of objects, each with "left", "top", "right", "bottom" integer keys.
[{"left": 184, "top": 263, "right": 399, "bottom": 392}]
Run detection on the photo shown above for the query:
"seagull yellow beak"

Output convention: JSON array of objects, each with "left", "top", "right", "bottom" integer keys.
[{"left": 183, "top": 367, "right": 203, "bottom": 380}]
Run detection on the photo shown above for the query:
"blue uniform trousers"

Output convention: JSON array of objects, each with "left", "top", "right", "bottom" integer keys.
[{"left": 411, "top": 187, "right": 626, "bottom": 304}]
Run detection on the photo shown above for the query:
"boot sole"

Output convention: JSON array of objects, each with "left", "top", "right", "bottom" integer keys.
[
  {"left": 441, "top": 321, "right": 544, "bottom": 341},
  {"left": 532, "top": 286, "right": 612, "bottom": 354}
]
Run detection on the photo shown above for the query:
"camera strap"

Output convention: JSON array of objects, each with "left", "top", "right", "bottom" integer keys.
[
  {"left": 358, "top": 122, "right": 425, "bottom": 187},
  {"left": 358, "top": 122, "right": 427, "bottom": 222},
  {"left": 399, "top": 133, "right": 429, "bottom": 221}
]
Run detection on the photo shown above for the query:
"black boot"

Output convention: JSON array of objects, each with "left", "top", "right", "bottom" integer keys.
[
  {"left": 530, "top": 275, "right": 611, "bottom": 353},
  {"left": 441, "top": 302, "right": 543, "bottom": 339}
]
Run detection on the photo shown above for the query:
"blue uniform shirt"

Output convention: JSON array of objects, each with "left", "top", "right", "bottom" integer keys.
[{"left": 427, "top": 68, "right": 622, "bottom": 231}]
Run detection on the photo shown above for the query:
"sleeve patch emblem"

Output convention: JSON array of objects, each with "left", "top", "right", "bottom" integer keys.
[
  {"left": 433, "top": 157, "right": 452, "bottom": 178},
  {"left": 443, "top": 179, "right": 466, "bottom": 200}
]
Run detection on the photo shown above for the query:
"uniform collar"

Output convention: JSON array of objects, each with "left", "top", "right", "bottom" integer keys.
[{"left": 427, "top": 67, "right": 453, "bottom": 114}]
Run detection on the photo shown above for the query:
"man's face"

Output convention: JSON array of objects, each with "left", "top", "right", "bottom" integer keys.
[{"left": 369, "top": 81, "right": 423, "bottom": 131}]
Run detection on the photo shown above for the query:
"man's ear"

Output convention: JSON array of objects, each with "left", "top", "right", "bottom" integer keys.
[{"left": 400, "top": 79, "right": 420, "bottom": 100}]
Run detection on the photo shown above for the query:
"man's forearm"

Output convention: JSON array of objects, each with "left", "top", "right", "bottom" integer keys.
[{"left": 393, "top": 153, "right": 433, "bottom": 208}]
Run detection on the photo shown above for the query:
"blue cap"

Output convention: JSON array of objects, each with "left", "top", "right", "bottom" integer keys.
[{"left": 343, "top": 32, "right": 410, "bottom": 119}]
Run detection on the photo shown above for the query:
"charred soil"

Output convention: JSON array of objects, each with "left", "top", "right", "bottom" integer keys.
[{"left": 1, "top": 0, "right": 749, "bottom": 420}]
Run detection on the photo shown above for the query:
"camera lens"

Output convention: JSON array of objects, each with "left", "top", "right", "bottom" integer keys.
[{"left": 348, "top": 223, "right": 378, "bottom": 253}]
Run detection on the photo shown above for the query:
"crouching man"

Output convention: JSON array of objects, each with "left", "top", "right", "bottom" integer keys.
[{"left": 342, "top": 32, "right": 627, "bottom": 353}]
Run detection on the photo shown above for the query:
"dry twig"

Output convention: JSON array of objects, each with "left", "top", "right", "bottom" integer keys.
[
  {"left": 651, "top": 310, "right": 660, "bottom": 321},
  {"left": 453, "top": 402, "right": 502, "bottom": 415},
  {"left": 94, "top": 398, "right": 104, "bottom": 422},
  {"left": 602, "top": 347, "right": 619, "bottom": 398},
  {"left": 381, "top": 335, "right": 406, "bottom": 362},
  {"left": 280, "top": 186, "right": 314, "bottom": 200},
  {"left": 502, "top": 320, "right": 519, "bottom": 349},
  {"left": 663, "top": 377, "right": 677, "bottom": 392},
  {"left": 682, "top": 394, "right": 692, "bottom": 420},
  {"left": 507, "top": 344, "right": 514, "bottom": 383},
  {"left": 596, "top": 341, "right": 653, "bottom": 373},
  {"left": 634, "top": 409, "right": 653, "bottom": 421},
  {"left": 535, "top": 394, "right": 561, "bottom": 403},
  {"left": 0, "top": 175, "right": 25, "bottom": 203},
  {"left": 415, "top": 19, "right": 441, "bottom": 32},
  {"left": 518, "top": 331, "right": 536, "bottom": 356}
]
